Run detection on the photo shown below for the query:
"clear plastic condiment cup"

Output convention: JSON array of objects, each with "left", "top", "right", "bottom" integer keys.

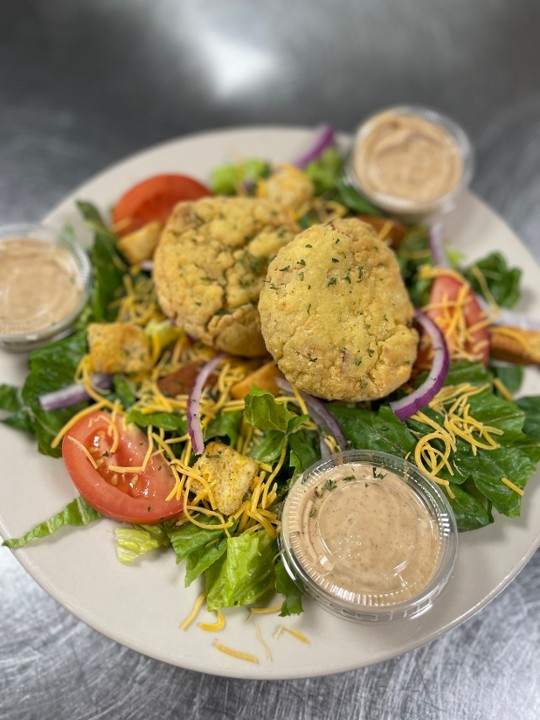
[
  {"left": 279, "top": 449, "right": 458, "bottom": 623},
  {"left": 0, "top": 223, "right": 91, "bottom": 352},
  {"left": 345, "top": 105, "right": 474, "bottom": 223}
]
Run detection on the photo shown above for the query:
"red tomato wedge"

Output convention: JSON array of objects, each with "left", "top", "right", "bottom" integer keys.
[
  {"left": 112, "top": 173, "right": 212, "bottom": 235},
  {"left": 426, "top": 273, "right": 490, "bottom": 365},
  {"left": 62, "top": 410, "right": 183, "bottom": 524}
]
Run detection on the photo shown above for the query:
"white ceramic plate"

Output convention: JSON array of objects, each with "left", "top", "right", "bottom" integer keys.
[{"left": 1, "top": 127, "right": 540, "bottom": 680}]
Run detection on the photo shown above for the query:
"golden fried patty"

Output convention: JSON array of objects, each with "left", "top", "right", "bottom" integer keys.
[
  {"left": 153, "top": 196, "right": 298, "bottom": 357},
  {"left": 258, "top": 217, "right": 418, "bottom": 401}
]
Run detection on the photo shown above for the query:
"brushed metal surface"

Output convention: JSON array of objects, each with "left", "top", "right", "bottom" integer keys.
[{"left": 1, "top": 1, "right": 540, "bottom": 718}]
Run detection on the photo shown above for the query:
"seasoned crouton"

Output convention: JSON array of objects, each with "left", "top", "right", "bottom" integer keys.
[
  {"left": 257, "top": 164, "right": 314, "bottom": 213},
  {"left": 87, "top": 322, "right": 151, "bottom": 374},
  {"left": 117, "top": 221, "right": 162, "bottom": 265},
  {"left": 192, "top": 441, "right": 259, "bottom": 516}
]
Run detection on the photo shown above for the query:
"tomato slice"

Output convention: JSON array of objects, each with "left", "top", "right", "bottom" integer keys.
[
  {"left": 62, "top": 410, "right": 183, "bottom": 524},
  {"left": 112, "top": 173, "right": 212, "bottom": 236},
  {"left": 426, "top": 273, "right": 490, "bottom": 365}
]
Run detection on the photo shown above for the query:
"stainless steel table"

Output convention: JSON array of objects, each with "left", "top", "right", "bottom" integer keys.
[{"left": 1, "top": 1, "right": 540, "bottom": 718}]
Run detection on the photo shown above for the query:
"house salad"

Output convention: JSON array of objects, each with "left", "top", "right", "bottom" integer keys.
[{"left": 2, "top": 126, "right": 540, "bottom": 622}]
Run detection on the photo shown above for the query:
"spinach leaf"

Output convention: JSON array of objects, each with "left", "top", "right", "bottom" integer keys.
[
  {"left": 0, "top": 384, "right": 23, "bottom": 412},
  {"left": 206, "top": 409, "right": 243, "bottom": 446},
  {"left": 20, "top": 331, "right": 89, "bottom": 456},
  {"left": 462, "top": 251, "right": 521, "bottom": 308},
  {"left": 329, "top": 404, "right": 416, "bottom": 457},
  {"left": 516, "top": 396, "right": 540, "bottom": 443},
  {"left": 448, "top": 484, "right": 493, "bottom": 531},
  {"left": 126, "top": 408, "right": 188, "bottom": 433},
  {"left": 490, "top": 363, "right": 524, "bottom": 395}
]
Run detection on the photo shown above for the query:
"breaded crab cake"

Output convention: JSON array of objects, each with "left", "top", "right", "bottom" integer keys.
[
  {"left": 153, "top": 196, "right": 298, "bottom": 357},
  {"left": 258, "top": 217, "right": 418, "bottom": 402}
]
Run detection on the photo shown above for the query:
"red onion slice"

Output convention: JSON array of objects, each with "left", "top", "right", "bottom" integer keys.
[
  {"left": 428, "top": 222, "right": 449, "bottom": 268},
  {"left": 39, "top": 373, "right": 112, "bottom": 411},
  {"left": 294, "top": 124, "right": 336, "bottom": 169},
  {"left": 390, "top": 310, "right": 450, "bottom": 421},
  {"left": 187, "top": 353, "right": 225, "bottom": 455},
  {"left": 476, "top": 296, "right": 540, "bottom": 332},
  {"left": 275, "top": 377, "right": 347, "bottom": 451}
]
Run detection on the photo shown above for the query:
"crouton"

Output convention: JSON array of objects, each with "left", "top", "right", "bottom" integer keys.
[
  {"left": 192, "top": 441, "right": 259, "bottom": 516},
  {"left": 117, "top": 221, "right": 162, "bottom": 265},
  {"left": 257, "top": 164, "right": 314, "bottom": 213},
  {"left": 87, "top": 322, "right": 151, "bottom": 373}
]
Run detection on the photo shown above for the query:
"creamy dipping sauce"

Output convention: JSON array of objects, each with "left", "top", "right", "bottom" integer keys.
[
  {"left": 279, "top": 450, "right": 457, "bottom": 621},
  {"left": 349, "top": 107, "right": 472, "bottom": 218},
  {"left": 0, "top": 236, "right": 84, "bottom": 336},
  {"left": 288, "top": 465, "right": 439, "bottom": 604}
]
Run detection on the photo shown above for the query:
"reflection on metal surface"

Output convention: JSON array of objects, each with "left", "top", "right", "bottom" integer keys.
[{"left": 198, "top": 33, "right": 277, "bottom": 97}]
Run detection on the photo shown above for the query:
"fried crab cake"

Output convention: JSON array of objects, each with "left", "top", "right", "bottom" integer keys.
[
  {"left": 258, "top": 217, "right": 418, "bottom": 402},
  {"left": 153, "top": 196, "right": 298, "bottom": 357}
]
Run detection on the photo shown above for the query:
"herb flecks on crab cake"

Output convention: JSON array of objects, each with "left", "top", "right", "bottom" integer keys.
[
  {"left": 259, "top": 217, "right": 418, "bottom": 401},
  {"left": 153, "top": 196, "right": 298, "bottom": 357}
]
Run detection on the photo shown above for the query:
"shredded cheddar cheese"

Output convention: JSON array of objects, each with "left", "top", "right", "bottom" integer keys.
[
  {"left": 274, "top": 625, "right": 310, "bottom": 644},
  {"left": 501, "top": 477, "right": 524, "bottom": 496},
  {"left": 411, "top": 382, "right": 506, "bottom": 499},
  {"left": 180, "top": 592, "right": 206, "bottom": 630},
  {"left": 199, "top": 609, "right": 225, "bottom": 632},
  {"left": 213, "top": 641, "right": 258, "bottom": 664}
]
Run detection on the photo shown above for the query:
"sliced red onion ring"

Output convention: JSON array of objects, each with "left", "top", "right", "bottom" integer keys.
[
  {"left": 476, "top": 296, "right": 540, "bottom": 332},
  {"left": 187, "top": 353, "right": 225, "bottom": 455},
  {"left": 275, "top": 377, "right": 347, "bottom": 451},
  {"left": 390, "top": 310, "right": 450, "bottom": 422},
  {"left": 294, "top": 124, "right": 336, "bottom": 169},
  {"left": 39, "top": 373, "right": 112, "bottom": 411},
  {"left": 428, "top": 222, "right": 449, "bottom": 268}
]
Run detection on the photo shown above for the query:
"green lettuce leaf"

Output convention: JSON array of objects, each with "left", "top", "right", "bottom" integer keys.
[
  {"left": 115, "top": 524, "right": 170, "bottom": 564},
  {"left": 210, "top": 158, "right": 270, "bottom": 195},
  {"left": 2, "top": 497, "right": 101, "bottom": 548},
  {"left": 304, "top": 147, "right": 344, "bottom": 194},
  {"left": 77, "top": 200, "right": 127, "bottom": 322},
  {"left": 490, "top": 363, "right": 524, "bottom": 395},
  {"left": 274, "top": 558, "right": 304, "bottom": 616},
  {"left": 0, "top": 384, "right": 23, "bottom": 412},
  {"left": 20, "top": 331, "right": 90, "bottom": 456},
  {"left": 164, "top": 516, "right": 235, "bottom": 586},
  {"left": 244, "top": 387, "right": 297, "bottom": 432},
  {"left": 329, "top": 404, "right": 416, "bottom": 457},
  {"left": 205, "top": 409, "right": 243, "bottom": 447},
  {"left": 462, "top": 251, "right": 521, "bottom": 308},
  {"left": 517, "top": 396, "right": 540, "bottom": 443},
  {"left": 205, "top": 530, "right": 277, "bottom": 610},
  {"left": 126, "top": 408, "right": 188, "bottom": 433},
  {"left": 447, "top": 483, "right": 493, "bottom": 531}
]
